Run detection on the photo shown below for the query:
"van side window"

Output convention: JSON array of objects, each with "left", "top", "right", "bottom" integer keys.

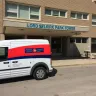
[{"left": 0, "top": 47, "right": 8, "bottom": 61}]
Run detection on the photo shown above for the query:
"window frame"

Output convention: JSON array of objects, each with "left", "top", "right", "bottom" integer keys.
[
  {"left": 52, "top": 10, "right": 59, "bottom": 16},
  {"left": 83, "top": 13, "right": 88, "bottom": 20},
  {"left": 18, "top": 5, "right": 29, "bottom": 19},
  {"left": 71, "top": 11, "right": 89, "bottom": 20},
  {"left": 45, "top": 9, "right": 52, "bottom": 16},
  {"left": 59, "top": 10, "right": 67, "bottom": 18},
  {"left": 6, "top": 3, "right": 18, "bottom": 18},
  {"left": 82, "top": 38, "right": 88, "bottom": 43},
  {"left": 91, "top": 38, "right": 96, "bottom": 53},
  {"left": 45, "top": 8, "right": 67, "bottom": 18},
  {"left": 92, "top": 14, "right": 96, "bottom": 26},
  {"left": 30, "top": 6, "right": 40, "bottom": 20},
  {"left": 77, "top": 13, "right": 83, "bottom": 19},
  {"left": 6, "top": 3, "right": 41, "bottom": 21},
  {"left": 75, "top": 38, "right": 81, "bottom": 43}
]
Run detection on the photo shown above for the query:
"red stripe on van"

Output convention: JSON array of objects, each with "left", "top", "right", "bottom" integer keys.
[{"left": 8, "top": 44, "right": 51, "bottom": 59}]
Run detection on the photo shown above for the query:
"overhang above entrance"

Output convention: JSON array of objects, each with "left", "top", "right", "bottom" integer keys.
[{"left": 3, "top": 19, "right": 89, "bottom": 36}]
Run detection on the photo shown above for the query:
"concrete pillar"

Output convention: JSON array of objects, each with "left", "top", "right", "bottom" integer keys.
[
  {"left": 62, "top": 37, "right": 69, "bottom": 57},
  {"left": 88, "top": 37, "right": 92, "bottom": 58},
  {"left": 0, "top": 34, "right": 5, "bottom": 40},
  {"left": 66, "top": 37, "right": 70, "bottom": 57},
  {"left": 88, "top": 37, "right": 91, "bottom": 52}
]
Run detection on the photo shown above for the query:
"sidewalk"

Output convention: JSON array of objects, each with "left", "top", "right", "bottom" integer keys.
[{"left": 52, "top": 59, "right": 96, "bottom": 67}]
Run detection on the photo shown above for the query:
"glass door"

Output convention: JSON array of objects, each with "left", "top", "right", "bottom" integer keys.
[{"left": 51, "top": 37, "right": 62, "bottom": 55}]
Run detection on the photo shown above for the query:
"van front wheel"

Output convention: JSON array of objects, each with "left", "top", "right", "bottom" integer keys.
[{"left": 33, "top": 67, "right": 47, "bottom": 80}]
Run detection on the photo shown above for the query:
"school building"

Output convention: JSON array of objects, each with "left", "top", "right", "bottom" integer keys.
[{"left": 0, "top": 0, "right": 96, "bottom": 58}]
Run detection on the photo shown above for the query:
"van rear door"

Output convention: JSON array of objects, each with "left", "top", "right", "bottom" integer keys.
[{"left": 0, "top": 47, "right": 11, "bottom": 79}]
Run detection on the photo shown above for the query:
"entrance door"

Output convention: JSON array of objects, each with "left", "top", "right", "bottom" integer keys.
[
  {"left": 51, "top": 37, "right": 62, "bottom": 55},
  {"left": 0, "top": 47, "right": 11, "bottom": 79}
]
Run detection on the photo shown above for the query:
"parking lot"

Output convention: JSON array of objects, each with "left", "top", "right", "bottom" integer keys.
[{"left": 0, "top": 64, "right": 96, "bottom": 96}]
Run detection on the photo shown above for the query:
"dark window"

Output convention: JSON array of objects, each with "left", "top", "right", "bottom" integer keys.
[
  {"left": 91, "top": 38, "right": 96, "bottom": 52},
  {"left": 51, "top": 37, "right": 62, "bottom": 53},
  {"left": 60, "top": 11, "right": 66, "bottom": 17},
  {"left": 83, "top": 14, "right": 88, "bottom": 19},
  {"left": 30, "top": 15, "right": 39, "bottom": 19},
  {"left": 70, "top": 38, "right": 75, "bottom": 43},
  {"left": 92, "top": 22, "right": 96, "bottom": 25},
  {"left": 52, "top": 10, "right": 59, "bottom": 16},
  {"left": 91, "top": 44, "right": 96, "bottom": 53},
  {"left": 76, "top": 38, "right": 81, "bottom": 43},
  {"left": 45, "top": 9, "right": 51, "bottom": 15},
  {"left": 77, "top": 13, "right": 82, "bottom": 19},
  {"left": 82, "top": 38, "right": 87, "bottom": 43},
  {"left": 71, "top": 12, "right": 76, "bottom": 18},
  {"left": 92, "top": 38, "right": 96, "bottom": 44},
  {"left": 0, "top": 47, "right": 8, "bottom": 61}
]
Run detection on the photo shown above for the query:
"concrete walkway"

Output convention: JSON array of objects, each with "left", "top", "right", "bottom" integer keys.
[{"left": 52, "top": 59, "right": 96, "bottom": 67}]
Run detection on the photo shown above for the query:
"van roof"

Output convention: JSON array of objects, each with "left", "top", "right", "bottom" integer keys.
[
  {"left": 0, "top": 39, "right": 48, "bottom": 42},
  {"left": 0, "top": 39, "right": 49, "bottom": 44}
]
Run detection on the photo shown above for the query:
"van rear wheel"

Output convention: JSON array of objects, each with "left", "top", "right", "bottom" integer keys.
[{"left": 33, "top": 67, "right": 47, "bottom": 80}]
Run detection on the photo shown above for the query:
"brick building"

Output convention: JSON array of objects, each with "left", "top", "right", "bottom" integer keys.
[{"left": 0, "top": 0, "right": 96, "bottom": 57}]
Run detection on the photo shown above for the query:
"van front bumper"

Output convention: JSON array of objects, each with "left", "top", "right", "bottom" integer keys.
[{"left": 49, "top": 67, "right": 53, "bottom": 73}]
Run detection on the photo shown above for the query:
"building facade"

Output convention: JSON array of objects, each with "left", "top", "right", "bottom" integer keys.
[{"left": 0, "top": 0, "right": 96, "bottom": 58}]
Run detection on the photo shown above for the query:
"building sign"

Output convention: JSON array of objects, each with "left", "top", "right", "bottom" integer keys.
[{"left": 27, "top": 23, "right": 75, "bottom": 31}]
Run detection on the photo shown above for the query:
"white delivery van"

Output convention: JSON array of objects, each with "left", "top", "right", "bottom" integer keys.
[{"left": 0, "top": 39, "right": 53, "bottom": 80}]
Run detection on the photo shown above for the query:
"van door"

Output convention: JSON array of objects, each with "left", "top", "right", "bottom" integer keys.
[
  {"left": 0, "top": 47, "right": 11, "bottom": 79},
  {"left": 10, "top": 42, "right": 31, "bottom": 78}
]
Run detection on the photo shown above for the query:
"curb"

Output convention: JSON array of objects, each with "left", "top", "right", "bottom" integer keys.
[{"left": 52, "top": 63, "right": 96, "bottom": 67}]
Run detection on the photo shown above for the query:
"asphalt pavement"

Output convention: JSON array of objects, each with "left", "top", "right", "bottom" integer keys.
[{"left": 0, "top": 64, "right": 96, "bottom": 96}]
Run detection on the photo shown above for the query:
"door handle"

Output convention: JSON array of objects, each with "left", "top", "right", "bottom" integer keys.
[
  {"left": 12, "top": 61, "right": 18, "bottom": 63},
  {"left": 3, "top": 62, "right": 9, "bottom": 64}
]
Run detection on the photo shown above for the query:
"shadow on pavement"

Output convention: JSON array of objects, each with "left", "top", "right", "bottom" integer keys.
[
  {"left": 0, "top": 76, "right": 33, "bottom": 84},
  {"left": 49, "top": 68, "right": 57, "bottom": 77},
  {"left": 0, "top": 68, "right": 57, "bottom": 84}
]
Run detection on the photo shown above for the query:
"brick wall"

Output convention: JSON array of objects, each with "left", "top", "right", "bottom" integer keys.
[
  {"left": 0, "top": 0, "right": 3, "bottom": 34},
  {"left": 4, "top": 0, "right": 96, "bottom": 37}
]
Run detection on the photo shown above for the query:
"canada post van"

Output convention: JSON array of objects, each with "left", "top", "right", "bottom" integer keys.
[{"left": 0, "top": 39, "right": 53, "bottom": 80}]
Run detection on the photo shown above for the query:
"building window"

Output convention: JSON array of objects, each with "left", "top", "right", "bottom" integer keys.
[
  {"left": 82, "top": 38, "right": 87, "bottom": 43},
  {"left": 71, "top": 12, "right": 76, "bottom": 18},
  {"left": 83, "top": 14, "right": 88, "bottom": 19},
  {"left": 19, "top": 5, "right": 29, "bottom": 19},
  {"left": 45, "top": 8, "right": 67, "bottom": 18},
  {"left": 77, "top": 13, "right": 82, "bottom": 19},
  {"left": 60, "top": 11, "right": 66, "bottom": 17},
  {"left": 53, "top": 10, "right": 59, "bottom": 16},
  {"left": 30, "top": 7, "right": 40, "bottom": 19},
  {"left": 70, "top": 38, "right": 88, "bottom": 43},
  {"left": 76, "top": 38, "right": 81, "bottom": 43},
  {"left": 91, "top": 38, "right": 96, "bottom": 52},
  {"left": 70, "top": 38, "right": 75, "bottom": 43},
  {"left": 6, "top": 3, "right": 40, "bottom": 20},
  {"left": 6, "top": 3, "right": 17, "bottom": 17},
  {"left": 92, "top": 15, "right": 96, "bottom": 26},
  {"left": 45, "top": 9, "right": 52, "bottom": 15},
  {"left": 71, "top": 12, "right": 88, "bottom": 20}
]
